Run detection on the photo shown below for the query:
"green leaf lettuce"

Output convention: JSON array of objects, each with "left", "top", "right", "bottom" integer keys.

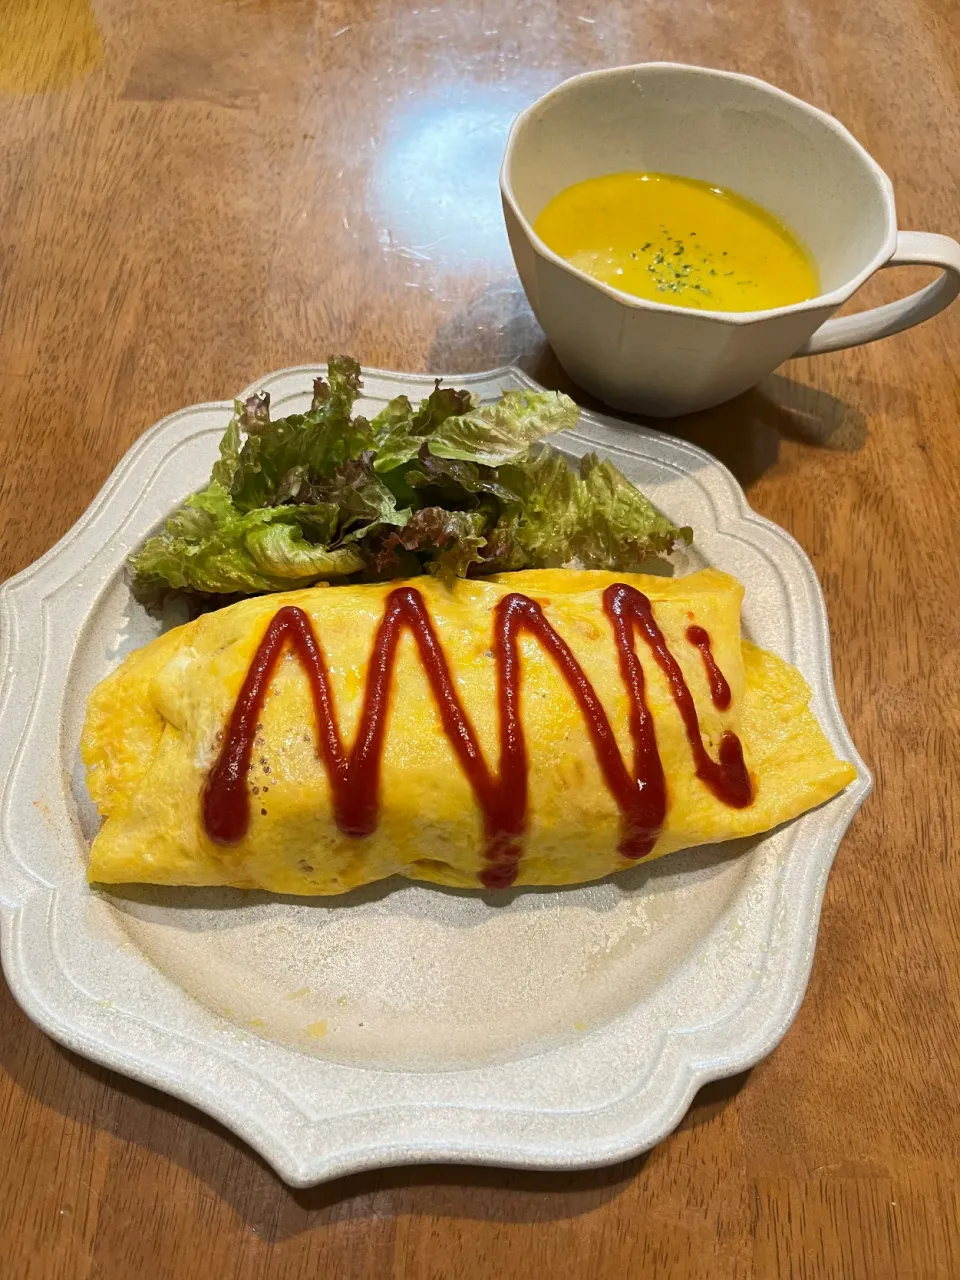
[{"left": 130, "top": 358, "right": 690, "bottom": 607}]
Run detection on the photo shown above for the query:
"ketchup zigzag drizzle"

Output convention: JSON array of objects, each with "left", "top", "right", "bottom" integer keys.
[{"left": 203, "top": 585, "right": 753, "bottom": 889}]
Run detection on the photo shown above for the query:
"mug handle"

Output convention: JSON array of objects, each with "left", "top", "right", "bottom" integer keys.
[{"left": 795, "top": 230, "right": 960, "bottom": 356}]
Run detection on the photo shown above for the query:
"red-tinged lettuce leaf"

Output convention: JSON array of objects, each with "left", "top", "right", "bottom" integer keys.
[
  {"left": 412, "top": 384, "right": 475, "bottom": 433},
  {"left": 272, "top": 453, "right": 410, "bottom": 537},
  {"left": 395, "top": 507, "right": 488, "bottom": 578},
  {"left": 311, "top": 355, "right": 363, "bottom": 410},
  {"left": 228, "top": 357, "right": 373, "bottom": 511}
]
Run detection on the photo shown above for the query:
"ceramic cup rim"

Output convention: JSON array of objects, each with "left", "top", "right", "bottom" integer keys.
[{"left": 500, "top": 62, "right": 898, "bottom": 327}]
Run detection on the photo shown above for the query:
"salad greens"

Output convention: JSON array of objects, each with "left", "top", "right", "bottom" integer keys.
[{"left": 130, "top": 357, "right": 690, "bottom": 609}]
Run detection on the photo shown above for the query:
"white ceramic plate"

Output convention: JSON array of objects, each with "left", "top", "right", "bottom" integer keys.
[{"left": 0, "top": 365, "right": 870, "bottom": 1186}]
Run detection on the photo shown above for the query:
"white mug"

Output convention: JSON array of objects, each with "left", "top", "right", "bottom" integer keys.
[{"left": 501, "top": 64, "right": 960, "bottom": 417}]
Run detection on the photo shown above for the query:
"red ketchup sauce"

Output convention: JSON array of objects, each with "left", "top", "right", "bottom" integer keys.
[
  {"left": 686, "top": 623, "right": 733, "bottom": 710},
  {"left": 204, "top": 585, "right": 753, "bottom": 888}
]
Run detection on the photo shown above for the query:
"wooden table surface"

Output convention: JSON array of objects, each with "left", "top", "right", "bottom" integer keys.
[{"left": 1, "top": 0, "right": 959, "bottom": 1276}]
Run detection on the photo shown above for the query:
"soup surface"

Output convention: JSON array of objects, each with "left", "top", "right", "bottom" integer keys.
[{"left": 533, "top": 171, "right": 819, "bottom": 312}]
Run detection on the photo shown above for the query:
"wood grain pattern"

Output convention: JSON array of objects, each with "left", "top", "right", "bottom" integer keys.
[{"left": 0, "top": 0, "right": 958, "bottom": 1275}]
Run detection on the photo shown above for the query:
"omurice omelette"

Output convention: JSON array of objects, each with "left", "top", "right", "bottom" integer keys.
[{"left": 81, "top": 567, "right": 856, "bottom": 895}]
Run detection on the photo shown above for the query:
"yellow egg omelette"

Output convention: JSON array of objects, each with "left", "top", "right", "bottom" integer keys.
[{"left": 81, "top": 568, "right": 856, "bottom": 895}]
